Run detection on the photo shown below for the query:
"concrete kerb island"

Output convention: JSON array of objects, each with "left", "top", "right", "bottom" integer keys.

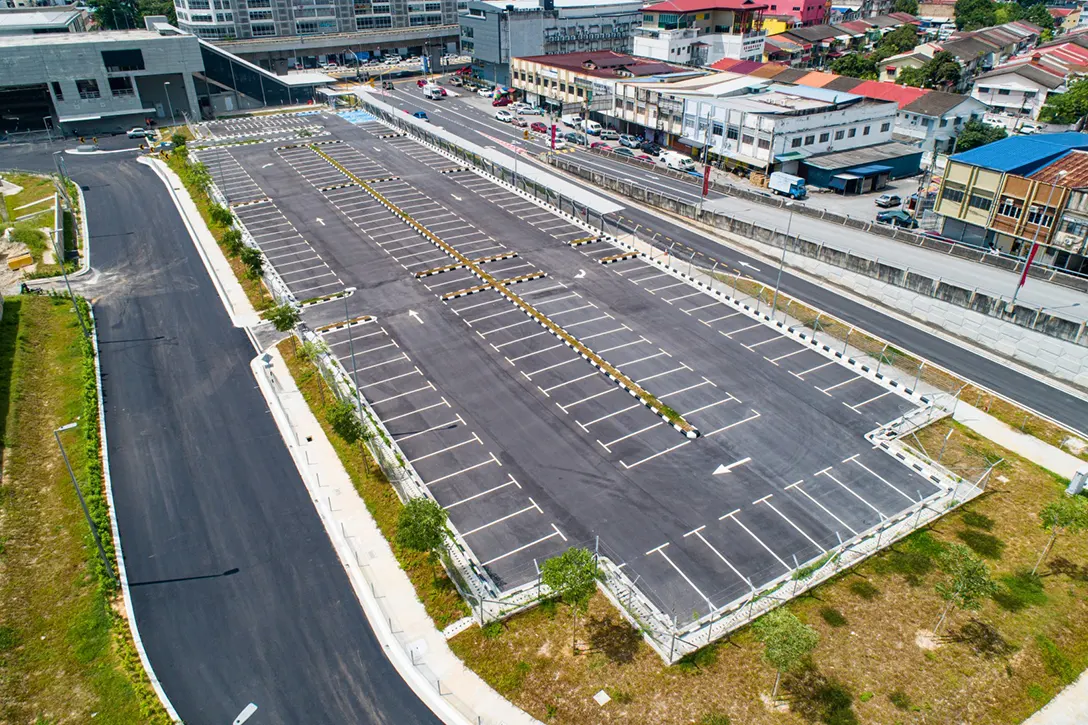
[{"left": 316, "top": 96, "right": 994, "bottom": 662}]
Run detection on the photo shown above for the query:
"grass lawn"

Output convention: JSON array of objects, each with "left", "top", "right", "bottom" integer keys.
[
  {"left": 164, "top": 149, "right": 273, "bottom": 317},
  {"left": 0, "top": 295, "right": 169, "bottom": 724},
  {"left": 2, "top": 172, "right": 55, "bottom": 221},
  {"left": 277, "top": 339, "right": 470, "bottom": 629},
  {"left": 451, "top": 421, "right": 1088, "bottom": 725}
]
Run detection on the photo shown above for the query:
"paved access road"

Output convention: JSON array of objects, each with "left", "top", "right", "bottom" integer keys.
[
  {"left": 0, "top": 142, "right": 441, "bottom": 725},
  {"left": 366, "top": 89, "right": 1088, "bottom": 436}
]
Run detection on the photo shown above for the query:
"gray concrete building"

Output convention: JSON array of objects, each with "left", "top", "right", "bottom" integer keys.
[
  {"left": 459, "top": 0, "right": 642, "bottom": 86},
  {"left": 0, "top": 5, "right": 89, "bottom": 34}
]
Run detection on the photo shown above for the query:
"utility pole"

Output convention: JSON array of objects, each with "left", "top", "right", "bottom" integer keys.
[
  {"left": 55, "top": 423, "right": 117, "bottom": 585},
  {"left": 1011, "top": 170, "right": 1066, "bottom": 306}
]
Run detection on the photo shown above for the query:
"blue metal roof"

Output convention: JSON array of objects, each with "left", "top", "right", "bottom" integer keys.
[
  {"left": 849, "top": 164, "right": 894, "bottom": 176},
  {"left": 951, "top": 132, "right": 1088, "bottom": 175}
]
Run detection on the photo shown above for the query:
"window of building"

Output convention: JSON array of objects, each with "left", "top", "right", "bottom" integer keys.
[
  {"left": 819, "top": 132, "right": 829, "bottom": 142},
  {"left": 1024, "top": 90, "right": 1037, "bottom": 99},
  {"left": 101, "top": 49, "right": 145, "bottom": 72},
  {"left": 862, "top": 125, "right": 870, "bottom": 135},
  {"left": 75, "top": 79, "right": 100, "bottom": 99},
  {"left": 998, "top": 88, "right": 1010, "bottom": 95},
  {"left": 108, "top": 76, "right": 134, "bottom": 97},
  {"left": 250, "top": 9, "right": 272, "bottom": 19},
  {"left": 625, "top": 100, "right": 634, "bottom": 111},
  {"left": 248, "top": 0, "right": 270, "bottom": 6},
  {"left": 191, "top": 13, "right": 213, "bottom": 21},
  {"left": 941, "top": 184, "right": 965, "bottom": 204},
  {"left": 997, "top": 196, "right": 1021, "bottom": 217},
  {"left": 742, "top": 133, "right": 754, "bottom": 145},
  {"left": 880, "top": 122, "right": 891, "bottom": 132},
  {"left": 978, "top": 86, "right": 990, "bottom": 93},
  {"left": 252, "top": 21, "right": 276, "bottom": 34},
  {"left": 967, "top": 193, "right": 992, "bottom": 212},
  {"left": 1063, "top": 219, "right": 1087, "bottom": 236},
  {"left": 804, "top": 134, "right": 814, "bottom": 145},
  {"left": 848, "top": 128, "right": 856, "bottom": 137},
  {"left": 757, "top": 137, "right": 770, "bottom": 150},
  {"left": 51, "top": 81, "right": 63, "bottom": 101},
  {"left": 1027, "top": 205, "right": 1054, "bottom": 226},
  {"left": 727, "top": 127, "right": 739, "bottom": 140},
  {"left": 559, "top": 82, "right": 567, "bottom": 93},
  {"left": 296, "top": 20, "right": 319, "bottom": 32},
  {"left": 576, "top": 87, "right": 584, "bottom": 98},
  {"left": 939, "top": 118, "right": 948, "bottom": 128},
  {"left": 461, "top": 25, "right": 473, "bottom": 37},
  {"left": 189, "top": 0, "right": 209, "bottom": 7},
  {"left": 711, "top": 121, "right": 723, "bottom": 136},
  {"left": 791, "top": 137, "right": 802, "bottom": 148},
  {"left": 834, "top": 129, "right": 844, "bottom": 140}
]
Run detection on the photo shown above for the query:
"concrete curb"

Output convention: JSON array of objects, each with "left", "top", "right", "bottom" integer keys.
[{"left": 90, "top": 306, "right": 183, "bottom": 724}]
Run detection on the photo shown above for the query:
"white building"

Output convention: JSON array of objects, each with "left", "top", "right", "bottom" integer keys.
[
  {"left": 678, "top": 83, "right": 899, "bottom": 173},
  {"left": 894, "top": 90, "right": 988, "bottom": 159},
  {"left": 971, "top": 62, "right": 1068, "bottom": 122},
  {"left": 633, "top": 0, "right": 767, "bottom": 66}
]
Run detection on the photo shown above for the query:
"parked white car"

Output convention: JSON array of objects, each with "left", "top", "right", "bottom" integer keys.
[
  {"left": 495, "top": 109, "right": 514, "bottom": 123},
  {"left": 478, "top": 87, "right": 494, "bottom": 98},
  {"left": 126, "top": 127, "right": 148, "bottom": 138}
]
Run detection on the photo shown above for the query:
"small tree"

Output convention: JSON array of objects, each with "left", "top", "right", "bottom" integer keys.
[
  {"left": 1040, "top": 78, "right": 1088, "bottom": 128},
  {"left": 396, "top": 497, "right": 449, "bottom": 579},
  {"left": 171, "top": 133, "right": 187, "bottom": 148},
  {"left": 267, "top": 302, "right": 301, "bottom": 351},
  {"left": 954, "top": 118, "right": 1008, "bottom": 152},
  {"left": 220, "top": 228, "right": 243, "bottom": 257},
  {"left": 540, "top": 547, "right": 598, "bottom": 653},
  {"left": 1033, "top": 495, "right": 1088, "bottom": 575},
  {"left": 893, "top": 0, "right": 918, "bottom": 13},
  {"left": 209, "top": 203, "right": 234, "bottom": 228},
  {"left": 240, "top": 245, "right": 264, "bottom": 279},
  {"left": 752, "top": 608, "right": 820, "bottom": 698},
  {"left": 326, "top": 399, "right": 363, "bottom": 444},
  {"left": 934, "top": 543, "right": 997, "bottom": 633},
  {"left": 299, "top": 338, "right": 330, "bottom": 403}
]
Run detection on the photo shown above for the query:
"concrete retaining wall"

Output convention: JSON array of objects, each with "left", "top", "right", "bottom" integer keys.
[{"left": 553, "top": 156, "right": 1088, "bottom": 388}]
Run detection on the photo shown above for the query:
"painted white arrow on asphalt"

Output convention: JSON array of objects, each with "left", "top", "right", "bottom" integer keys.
[
  {"left": 738, "top": 261, "right": 760, "bottom": 272},
  {"left": 574, "top": 269, "right": 586, "bottom": 279},
  {"left": 316, "top": 218, "right": 325, "bottom": 226},
  {"left": 408, "top": 310, "right": 423, "bottom": 324},
  {"left": 261, "top": 163, "right": 273, "bottom": 169},
  {"left": 232, "top": 703, "right": 258, "bottom": 725},
  {"left": 451, "top": 194, "right": 462, "bottom": 201},
  {"left": 713, "top": 457, "right": 751, "bottom": 475}
]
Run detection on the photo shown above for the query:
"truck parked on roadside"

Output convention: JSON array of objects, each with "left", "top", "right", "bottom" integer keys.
[
  {"left": 658, "top": 150, "right": 696, "bottom": 172},
  {"left": 768, "top": 171, "right": 807, "bottom": 200}
]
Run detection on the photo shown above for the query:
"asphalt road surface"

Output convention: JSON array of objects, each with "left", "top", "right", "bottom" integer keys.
[
  {"left": 362, "top": 89, "right": 1088, "bottom": 436},
  {"left": 0, "top": 142, "right": 441, "bottom": 725}
]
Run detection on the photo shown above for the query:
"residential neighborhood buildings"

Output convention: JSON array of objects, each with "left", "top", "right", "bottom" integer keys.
[{"left": 632, "top": 0, "right": 769, "bottom": 66}]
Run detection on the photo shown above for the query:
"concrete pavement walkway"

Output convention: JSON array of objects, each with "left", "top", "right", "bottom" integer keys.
[
  {"left": 254, "top": 345, "right": 541, "bottom": 725},
  {"left": 1024, "top": 670, "right": 1088, "bottom": 724}
]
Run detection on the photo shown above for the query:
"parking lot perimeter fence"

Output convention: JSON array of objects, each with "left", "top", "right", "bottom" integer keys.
[{"left": 550, "top": 155, "right": 1088, "bottom": 356}]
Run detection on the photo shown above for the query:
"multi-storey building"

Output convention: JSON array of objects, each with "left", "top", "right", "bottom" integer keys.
[
  {"left": 632, "top": 0, "right": 768, "bottom": 66},
  {"left": 460, "top": 0, "right": 642, "bottom": 86}
]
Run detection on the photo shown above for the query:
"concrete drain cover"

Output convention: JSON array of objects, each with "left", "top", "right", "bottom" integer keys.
[{"left": 593, "top": 690, "right": 611, "bottom": 706}]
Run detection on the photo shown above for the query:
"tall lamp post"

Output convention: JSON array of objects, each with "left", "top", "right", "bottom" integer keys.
[
  {"left": 1011, "top": 169, "right": 1067, "bottom": 306},
  {"left": 55, "top": 422, "right": 117, "bottom": 584},
  {"left": 770, "top": 201, "right": 794, "bottom": 318},
  {"left": 163, "top": 81, "right": 176, "bottom": 127}
]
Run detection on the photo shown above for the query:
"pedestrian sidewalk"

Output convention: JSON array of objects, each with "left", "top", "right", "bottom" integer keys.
[
  {"left": 252, "top": 346, "right": 541, "bottom": 725},
  {"left": 1024, "top": 670, "right": 1088, "bottom": 724},
  {"left": 953, "top": 405, "right": 1085, "bottom": 480}
]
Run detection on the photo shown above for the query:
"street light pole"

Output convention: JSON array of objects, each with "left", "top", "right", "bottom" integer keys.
[
  {"left": 770, "top": 203, "right": 794, "bottom": 320},
  {"left": 343, "top": 289, "right": 364, "bottom": 415},
  {"left": 54, "top": 423, "right": 117, "bottom": 585},
  {"left": 1012, "top": 170, "right": 1066, "bottom": 306},
  {"left": 164, "top": 81, "right": 176, "bottom": 127}
]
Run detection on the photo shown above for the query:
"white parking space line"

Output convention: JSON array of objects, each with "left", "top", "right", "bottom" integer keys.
[
  {"left": 461, "top": 500, "right": 540, "bottom": 537},
  {"left": 599, "top": 421, "right": 662, "bottom": 452},
  {"left": 719, "top": 510, "right": 790, "bottom": 571},
  {"left": 816, "top": 468, "right": 885, "bottom": 517},
  {"left": 844, "top": 455, "right": 914, "bottom": 501},
  {"left": 682, "top": 397, "right": 736, "bottom": 416},
  {"left": 564, "top": 314, "right": 612, "bottom": 329},
  {"left": 393, "top": 415, "right": 465, "bottom": 443},
  {"left": 578, "top": 403, "right": 641, "bottom": 429},
  {"left": 756, "top": 495, "right": 826, "bottom": 552},
  {"left": 700, "top": 311, "right": 742, "bottom": 326},
  {"left": 848, "top": 391, "right": 892, "bottom": 410},
  {"left": 548, "top": 302, "right": 595, "bottom": 316},
  {"left": 507, "top": 343, "right": 564, "bottom": 363},
  {"left": 620, "top": 440, "right": 691, "bottom": 470},
  {"left": 785, "top": 480, "right": 858, "bottom": 536},
  {"left": 408, "top": 434, "right": 482, "bottom": 464},
  {"left": 377, "top": 397, "right": 451, "bottom": 424},
  {"left": 819, "top": 376, "right": 863, "bottom": 395},
  {"left": 791, "top": 360, "right": 835, "bottom": 379},
  {"left": 352, "top": 354, "right": 411, "bottom": 374},
  {"left": 560, "top": 387, "right": 619, "bottom": 412},
  {"left": 540, "top": 371, "right": 597, "bottom": 394},
  {"left": 636, "top": 363, "right": 690, "bottom": 382},
  {"left": 359, "top": 368, "right": 422, "bottom": 388},
  {"left": 705, "top": 410, "right": 761, "bottom": 437},
  {"left": 664, "top": 291, "right": 704, "bottom": 304},
  {"left": 721, "top": 323, "right": 763, "bottom": 339},
  {"left": 445, "top": 475, "right": 521, "bottom": 509},
  {"left": 646, "top": 543, "right": 714, "bottom": 609},
  {"left": 467, "top": 308, "right": 516, "bottom": 325},
  {"left": 766, "top": 349, "right": 807, "bottom": 365},
  {"left": 598, "top": 339, "right": 647, "bottom": 355},
  {"left": 481, "top": 525, "right": 566, "bottom": 567},
  {"left": 684, "top": 526, "right": 751, "bottom": 587},
  {"left": 647, "top": 281, "right": 688, "bottom": 295},
  {"left": 426, "top": 453, "right": 502, "bottom": 487},
  {"left": 481, "top": 319, "right": 533, "bottom": 337},
  {"left": 659, "top": 380, "right": 712, "bottom": 399},
  {"left": 371, "top": 383, "right": 436, "bottom": 406},
  {"left": 455, "top": 297, "right": 503, "bottom": 312},
  {"left": 581, "top": 326, "right": 629, "bottom": 341},
  {"left": 629, "top": 272, "right": 668, "bottom": 283},
  {"left": 525, "top": 358, "right": 580, "bottom": 378}
]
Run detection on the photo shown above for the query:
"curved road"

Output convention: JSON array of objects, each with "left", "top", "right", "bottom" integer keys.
[
  {"left": 2, "top": 142, "right": 441, "bottom": 725},
  {"left": 372, "top": 88, "right": 1088, "bottom": 435}
]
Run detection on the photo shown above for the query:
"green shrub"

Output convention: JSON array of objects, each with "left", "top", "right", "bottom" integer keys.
[
  {"left": 676, "top": 641, "right": 720, "bottom": 672},
  {"left": 956, "top": 529, "right": 1005, "bottom": 559},
  {"left": 10, "top": 223, "right": 48, "bottom": 255},
  {"left": 993, "top": 571, "right": 1047, "bottom": 612},
  {"left": 481, "top": 621, "right": 503, "bottom": 639},
  {"left": 208, "top": 203, "right": 234, "bottom": 228},
  {"left": 0, "top": 625, "right": 16, "bottom": 652},
  {"left": 858, "top": 692, "right": 874, "bottom": 703},
  {"left": 820, "top": 607, "right": 847, "bottom": 628},
  {"left": 220, "top": 228, "right": 243, "bottom": 256},
  {"left": 239, "top": 245, "right": 264, "bottom": 279},
  {"left": 874, "top": 531, "right": 946, "bottom": 585},
  {"left": 961, "top": 510, "right": 994, "bottom": 530},
  {"left": 170, "top": 133, "right": 187, "bottom": 148},
  {"left": 607, "top": 689, "right": 633, "bottom": 704}
]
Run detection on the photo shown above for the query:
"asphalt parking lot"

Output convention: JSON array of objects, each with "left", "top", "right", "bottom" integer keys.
[
  {"left": 202, "top": 112, "right": 945, "bottom": 625},
  {"left": 204, "top": 110, "right": 325, "bottom": 140}
]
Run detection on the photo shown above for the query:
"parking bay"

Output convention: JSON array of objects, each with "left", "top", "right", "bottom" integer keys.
[{"left": 225, "top": 123, "right": 943, "bottom": 625}]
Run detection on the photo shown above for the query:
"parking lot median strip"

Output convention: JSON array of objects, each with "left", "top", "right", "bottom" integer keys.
[
  {"left": 600, "top": 251, "right": 639, "bottom": 265},
  {"left": 567, "top": 235, "right": 598, "bottom": 247},
  {"left": 315, "top": 314, "right": 374, "bottom": 333},
  {"left": 307, "top": 143, "right": 700, "bottom": 439}
]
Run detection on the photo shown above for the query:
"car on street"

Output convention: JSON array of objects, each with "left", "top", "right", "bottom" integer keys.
[
  {"left": 635, "top": 154, "right": 654, "bottom": 162},
  {"left": 410, "top": 110, "right": 428, "bottom": 120},
  {"left": 478, "top": 87, "right": 494, "bottom": 98},
  {"left": 590, "top": 141, "right": 610, "bottom": 149},
  {"left": 492, "top": 96, "right": 512, "bottom": 107},
  {"left": 448, "top": 75, "right": 463, "bottom": 86},
  {"left": 495, "top": 109, "right": 514, "bottom": 122},
  {"left": 564, "top": 131, "right": 587, "bottom": 145},
  {"left": 516, "top": 105, "right": 542, "bottom": 115},
  {"left": 600, "top": 129, "right": 619, "bottom": 141},
  {"left": 552, "top": 139, "right": 569, "bottom": 150},
  {"left": 511, "top": 116, "right": 528, "bottom": 127},
  {"left": 530, "top": 121, "right": 549, "bottom": 133},
  {"left": 639, "top": 140, "right": 662, "bottom": 155},
  {"left": 612, "top": 147, "right": 636, "bottom": 158},
  {"left": 618, "top": 134, "right": 641, "bottom": 148},
  {"left": 875, "top": 193, "right": 901, "bottom": 208},
  {"left": 876, "top": 209, "right": 918, "bottom": 228},
  {"left": 382, "top": 81, "right": 395, "bottom": 90},
  {"left": 127, "top": 127, "right": 149, "bottom": 138}
]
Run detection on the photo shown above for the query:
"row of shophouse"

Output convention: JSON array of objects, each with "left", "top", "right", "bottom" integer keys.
[{"left": 934, "top": 133, "right": 1088, "bottom": 273}]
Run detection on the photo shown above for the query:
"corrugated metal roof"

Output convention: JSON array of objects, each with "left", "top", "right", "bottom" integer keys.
[
  {"left": 901, "top": 89, "right": 981, "bottom": 117},
  {"left": 795, "top": 71, "right": 839, "bottom": 87},
  {"left": 769, "top": 68, "right": 810, "bottom": 83},
  {"left": 643, "top": 0, "right": 767, "bottom": 10},
  {"left": 952, "top": 133, "right": 1088, "bottom": 174},
  {"left": 848, "top": 80, "right": 930, "bottom": 108},
  {"left": 803, "top": 141, "right": 923, "bottom": 170},
  {"left": 1029, "top": 150, "right": 1088, "bottom": 188},
  {"left": 823, "top": 76, "right": 866, "bottom": 91},
  {"left": 748, "top": 63, "right": 791, "bottom": 77},
  {"left": 709, "top": 58, "right": 745, "bottom": 71}
]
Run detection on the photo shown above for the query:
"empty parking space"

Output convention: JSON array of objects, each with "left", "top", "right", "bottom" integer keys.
[
  {"left": 320, "top": 321, "right": 568, "bottom": 588},
  {"left": 194, "top": 147, "right": 267, "bottom": 204},
  {"left": 386, "top": 136, "right": 462, "bottom": 171},
  {"left": 232, "top": 201, "right": 343, "bottom": 298},
  {"left": 451, "top": 173, "right": 590, "bottom": 244},
  {"left": 204, "top": 111, "right": 324, "bottom": 140}
]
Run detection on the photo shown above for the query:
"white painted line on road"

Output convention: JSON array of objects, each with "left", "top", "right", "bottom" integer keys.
[
  {"left": 817, "top": 469, "right": 886, "bottom": 518},
  {"left": 494, "top": 331, "right": 549, "bottom": 350},
  {"left": 660, "top": 380, "right": 712, "bottom": 399},
  {"left": 646, "top": 281, "right": 688, "bottom": 295},
  {"left": 743, "top": 335, "right": 785, "bottom": 350},
  {"left": 481, "top": 527, "right": 564, "bottom": 566},
  {"left": 620, "top": 440, "right": 690, "bottom": 469},
  {"left": 758, "top": 495, "right": 826, "bottom": 552},
  {"left": 636, "top": 363, "right": 690, "bottom": 382},
  {"left": 461, "top": 502, "right": 539, "bottom": 537},
  {"left": 408, "top": 434, "right": 482, "bottom": 464},
  {"left": 455, "top": 297, "right": 502, "bottom": 312},
  {"left": 393, "top": 415, "right": 465, "bottom": 443},
  {"left": 548, "top": 302, "right": 596, "bottom": 316},
  {"left": 578, "top": 403, "right": 641, "bottom": 430},
  {"left": 371, "top": 383, "right": 436, "bottom": 406},
  {"left": 525, "top": 357, "right": 581, "bottom": 378},
  {"left": 713, "top": 456, "right": 751, "bottom": 474},
  {"left": 560, "top": 387, "right": 619, "bottom": 412},
  {"left": 233, "top": 703, "right": 258, "bottom": 725},
  {"left": 845, "top": 454, "right": 914, "bottom": 501},
  {"left": 723, "top": 510, "right": 790, "bottom": 571},
  {"left": 564, "top": 314, "right": 612, "bottom": 328},
  {"left": 819, "top": 376, "right": 863, "bottom": 395},
  {"left": 466, "top": 308, "right": 516, "bottom": 325},
  {"left": 360, "top": 368, "right": 422, "bottom": 389},
  {"left": 446, "top": 475, "right": 521, "bottom": 509},
  {"left": 480, "top": 319, "right": 533, "bottom": 337},
  {"left": 541, "top": 371, "right": 597, "bottom": 393},
  {"left": 685, "top": 525, "right": 752, "bottom": 587},
  {"left": 848, "top": 391, "right": 892, "bottom": 410},
  {"left": 767, "top": 348, "right": 807, "bottom": 364},
  {"left": 581, "top": 326, "right": 629, "bottom": 342},
  {"left": 507, "top": 343, "right": 563, "bottom": 363},
  {"left": 647, "top": 543, "right": 715, "bottom": 610},
  {"left": 598, "top": 338, "right": 647, "bottom": 355},
  {"left": 424, "top": 453, "right": 500, "bottom": 486},
  {"left": 599, "top": 421, "right": 663, "bottom": 452},
  {"left": 791, "top": 360, "right": 835, "bottom": 380},
  {"left": 705, "top": 410, "right": 761, "bottom": 438},
  {"left": 721, "top": 323, "right": 763, "bottom": 339},
  {"left": 664, "top": 291, "right": 704, "bottom": 304},
  {"left": 350, "top": 354, "right": 410, "bottom": 375},
  {"left": 699, "top": 311, "right": 742, "bottom": 326},
  {"left": 785, "top": 479, "right": 858, "bottom": 536}
]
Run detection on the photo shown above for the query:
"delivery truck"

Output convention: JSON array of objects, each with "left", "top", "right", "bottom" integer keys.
[{"left": 768, "top": 171, "right": 807, "bottom": 199}]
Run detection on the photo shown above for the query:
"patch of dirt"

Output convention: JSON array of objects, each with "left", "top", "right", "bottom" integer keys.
[
  {"left": 1063, "top": 436, "right": 1088, "bottom": 457},
  {"left": 0, "top": 228, "right": 34, "bottom": 288},
  {"left": 915, "top": 629, "right": 941, "bottom": 650},
  {"left": 537, "top": 640, "right": 552, "bottom": 658},
  {"left": 760, "top": 693, "right": 790, "bottom": 712}
]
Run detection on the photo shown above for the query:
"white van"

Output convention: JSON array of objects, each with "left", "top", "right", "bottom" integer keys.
[
  {"left": 581, "top": 119, "right": 603, "bottom": 135},
  {"left": 422, "top": 85, "right": 443, "bottom": 100},
  {"left": 561, "top": 114, "right": 583, "bottom": 127},
  {"left": 659, "top": 150, "right": 696, "bottom": 172}
]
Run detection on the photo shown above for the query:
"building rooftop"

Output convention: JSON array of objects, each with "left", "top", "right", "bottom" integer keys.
[
  {"left": 951, "top": 132, "right": 1088, "bottom": 174},
  {"left": 0, "top": 28, "right": 164, "bottom": 48},
  {"left": 900, "top": 89, "right": 978, "bottom": 116},
  {"left": 847, "top": 79, "right": 930, "bottom": 108},
  {"left": 1030, "top": 150, "right": 1088, "bottom": 188},
  {"left": 975, "top": 61, "right": 1067, "bottom": 89},
  {"left": 0, "top": 6, "right": 83, "bottom": 31},
  {"left": 478, "top": 0, "right": 637, "bottom": 7},
  {"left": 803, "top": 141, "right": 924, "bottom": 170},
  {"left": 642, "top": 0, "right": 768, "bottom": 11},
  {"left": 514, "top": 50, "right": 688, "bottom": 78}
]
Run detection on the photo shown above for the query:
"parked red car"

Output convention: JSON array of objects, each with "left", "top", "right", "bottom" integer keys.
[
  {"left": 492, "top": 96, "right": 512, "bottom": 107},
  {"left": 530, "top": 121, "right": 548, "bottom": 133},
  {"left": 590, "top": 141, "right": 609, "bottom": 149}
]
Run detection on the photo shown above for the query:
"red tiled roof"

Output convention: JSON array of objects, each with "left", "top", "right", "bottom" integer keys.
[
  {"left": 848, "top": 80, "right": 931, "bottom": 108},
  {"left": 709, "top": 57, "right": 746, "bottom": 71},
  {"left": 1049, "top": 7, "right": 1075, "bottom": 17},
  {"left": 1030, "top": 150, "right": 1088, "bottom": 188},
  {"left": 643, "top": 0, "right": 768, "bottom": 11}
]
